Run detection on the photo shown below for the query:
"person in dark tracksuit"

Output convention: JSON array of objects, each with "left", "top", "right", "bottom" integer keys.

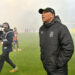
[
  {"left": 0, "top": 22, "right": 18, "bottom": 73},
  {"left": 39, "top": 7, "right": 74, "bottom": 75}
]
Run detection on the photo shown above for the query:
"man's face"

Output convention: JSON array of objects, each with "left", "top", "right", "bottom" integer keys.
[
  {"left": 3, "top": 24, "right": 8, "bottom": 31},
  {"left": 42, "top": 11, "right": 54, "bottom": 23}
]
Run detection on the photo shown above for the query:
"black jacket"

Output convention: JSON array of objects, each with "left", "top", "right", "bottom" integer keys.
[
  {"left": 39, "top": 16, "right": 74, "bottom": 75},
  {"left": 2, "top": 29, "right": 14, "bottom": 53}
]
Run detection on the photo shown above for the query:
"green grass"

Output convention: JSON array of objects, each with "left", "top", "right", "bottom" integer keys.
[
  {"left": 68, "top": 33, "right": 75, "bottom": 75},
  {"left": 0, "top": 32, "right": 75, "bottom": 75}
]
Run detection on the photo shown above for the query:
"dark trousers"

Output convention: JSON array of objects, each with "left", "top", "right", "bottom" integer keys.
[
  {"left": 47, "top": 71, "right": 68, "bottom": 75},
  {"left": 47, "top": 71, "right": 67, "bottom": 75},
  {"left": 43, "top": 63, "right": 68, "bottom": 75},
  {"left": 0, "top": 52, "right": 16, "bottom": 72}
]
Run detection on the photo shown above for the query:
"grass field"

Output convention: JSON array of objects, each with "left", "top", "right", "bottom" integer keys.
[{"left": 0, "top": 33, "right": 75, "bottom": 75}]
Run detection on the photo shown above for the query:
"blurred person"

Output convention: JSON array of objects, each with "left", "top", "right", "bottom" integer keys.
[
  {"left": 0, "top": 22, "right": 18, "bottom": 73},
  {"left": 13, "top": 27, "right": 21, "bottom": 52},
  {"left": 39, "top": 7, "right": 74, "bottom": 75}
]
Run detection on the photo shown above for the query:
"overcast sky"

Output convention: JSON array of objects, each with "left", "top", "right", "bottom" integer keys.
[{"left": 0, "top": 0, "right": 75, "bottom": 32}]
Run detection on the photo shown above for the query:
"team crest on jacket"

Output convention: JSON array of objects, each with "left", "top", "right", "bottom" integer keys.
[
  {"left": 49, "top": 31, "right": 54, "bottom": 37},
  {"left": 41, "top": 31, "right": 44, "bottom": 34}
]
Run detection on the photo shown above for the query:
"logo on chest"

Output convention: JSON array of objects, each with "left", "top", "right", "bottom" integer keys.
[
  {"left": 41, "top": 31, "right": 44, "bottom": 34},
  {"left": 49, "top": 31, "right": 54, "bottom": 38}
]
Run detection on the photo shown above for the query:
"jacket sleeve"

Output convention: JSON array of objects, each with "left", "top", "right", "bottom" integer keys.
[
  {"left": 57, "top": 25, "right": 74, "bottom": 68},
  {"left": 3, "top": 32, "right": 13, "bottom": 46}
]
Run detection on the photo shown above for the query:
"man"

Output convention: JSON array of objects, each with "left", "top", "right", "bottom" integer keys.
[
  {"left": 13, "top": 27, "right": 21, "bottom": 52},
  {"left": 0, "top": 22, "right": 18, "bottom": 73},
  {"left": 39, "top": 7, "right": 74, "bottom": 75}
]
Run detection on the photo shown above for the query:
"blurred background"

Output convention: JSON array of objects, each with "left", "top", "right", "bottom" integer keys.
[
  {"left": 0, "top": 0, "right": 75, "bottom": 32},
  {"left": 0, "top": 0, "right": 75, "bottom": 75}
]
